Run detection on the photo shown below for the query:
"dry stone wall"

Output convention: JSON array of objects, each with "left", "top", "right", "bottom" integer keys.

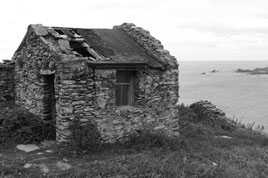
[
  {"left": 0, "top": 60, "right": 14, "bottom": 102},
  {"left": 93, "top": 67, "right": 179, "bottom": 142},
  {"left": 55, "top": 61, "right": 179, "bottom": 143},
  {"left": 56, "top": 58, "right": 96, "bottom": 142},
  {"left": 13, "top": 26, "right": 58, "bottom": 121},
  {"left": 10, "top": 23, "right": 179, "bottom": 143}
]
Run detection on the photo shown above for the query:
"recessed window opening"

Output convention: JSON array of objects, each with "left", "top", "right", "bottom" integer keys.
[
  {"left": 69, "top": 41, "right": 95, "bottom": 58},
  {"left": 116, "top": 71, "right": 135, "bottom": 106}
]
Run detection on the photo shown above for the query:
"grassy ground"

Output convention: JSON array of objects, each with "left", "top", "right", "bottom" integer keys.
[{"left": 1, "top": 103, "right": 268, "bottom": 177}]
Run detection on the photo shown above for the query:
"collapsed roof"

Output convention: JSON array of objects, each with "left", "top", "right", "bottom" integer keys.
[{"left": 17, "top": 23, "right": 178, "bottom": 69}]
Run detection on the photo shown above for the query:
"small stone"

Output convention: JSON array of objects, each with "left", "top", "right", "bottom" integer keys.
[
  {"left": 24, "top": 163, "right": 33, "bottom": 169},
  {"left": 40, "top": 140, "right": 56, "bottom": 147},
  {"left": 60, "top": 106, "right": 73, "bottom": 114},
  {"left": 154, "top": 125, "right": 165, "bottom": 130},
  {"left": 63, "top": 157, "right": 69, "bottom": 162},
  {"left": 39, "top": 164, "right": 50, "bottom": 173},
  {"left": 17, "top": 144, "right": 40, "bottom": 152},
  {"left": 37, "top": 152, "right": 43, "bottom": 155},
  {"left": 56, "top": 161, "right": 72, "bottom": 170},
  {"left": 45, "top": 150, "right": 53, "bottom": 153},
  {"left": 212, "top": 162, "right": 217, "bottom": 166},
  {"left": 215, "top": 135, "right": 232, "bottom": 139}
]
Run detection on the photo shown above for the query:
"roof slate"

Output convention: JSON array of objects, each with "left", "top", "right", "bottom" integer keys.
[{"left": 29, "top": 24, "right": 173, "bottom": 68}]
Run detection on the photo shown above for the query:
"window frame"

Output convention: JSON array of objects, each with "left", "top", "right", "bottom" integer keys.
[{"left": 115, "top": 71, "right": 135, "bottom": 106}]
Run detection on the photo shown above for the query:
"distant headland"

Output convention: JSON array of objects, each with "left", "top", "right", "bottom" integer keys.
[{"left": 236, "top": 67, "right": 268, "bottom": 75}]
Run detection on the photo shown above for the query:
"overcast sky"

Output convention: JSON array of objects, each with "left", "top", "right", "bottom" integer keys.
[{"left": 1, "top": 0, "right": 268, "bottom": 62}]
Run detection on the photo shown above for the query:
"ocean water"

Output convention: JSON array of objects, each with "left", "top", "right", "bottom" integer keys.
[{"left": 179, "top": 61, "right": 268, "bottom": 131}]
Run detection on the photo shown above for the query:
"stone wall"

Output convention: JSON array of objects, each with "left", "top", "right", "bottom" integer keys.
[
  {"left": 11, "top": 23, "right": 179, "bottom": 143},
  {"left": 55, "top": 58, "right": 96, "bottom": 142},
  {"left": 0, "top": 60, "right": 14, "bottom": 102},
  {"left": 54, "top": 59, "right": 179, "bottom": 143},
  {"left": 94, "top": 67, "right": 179, "bottom": 142},
  {"left": 13, "top": 26, "right": 58, "bottom": 122}
]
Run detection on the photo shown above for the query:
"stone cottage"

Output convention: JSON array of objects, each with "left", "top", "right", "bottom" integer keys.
[{"left": 6, "top": 23, "right": 179, "bottom": 142}]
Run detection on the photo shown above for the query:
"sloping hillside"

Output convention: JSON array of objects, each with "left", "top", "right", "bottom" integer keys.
[{"left": 1, "top": 101, "right": 268, "bottom": 178}]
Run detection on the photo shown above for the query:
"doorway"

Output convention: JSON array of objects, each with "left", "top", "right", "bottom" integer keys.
[{"left": 42, "top": 74, "right": 56, "bottom": 121}]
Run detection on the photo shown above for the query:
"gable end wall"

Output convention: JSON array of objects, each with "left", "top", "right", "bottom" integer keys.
[{"left": 12, "top": 27, "right": 60, "bottom": 120}]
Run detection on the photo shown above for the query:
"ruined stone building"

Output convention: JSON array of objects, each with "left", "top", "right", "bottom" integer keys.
[{"left": 0, "top": 23, "right": 179, "bottom": 142}]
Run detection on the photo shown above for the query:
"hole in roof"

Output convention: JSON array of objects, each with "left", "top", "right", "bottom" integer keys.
[
  {"left": 69, "top": 29, "right": 81, "bottom": 37},
  {"left": 54, "top": 29, "right": 65, "bottom": 35},
  {"left": 69, "top": 41, "right": 95, "bottom": 58}
]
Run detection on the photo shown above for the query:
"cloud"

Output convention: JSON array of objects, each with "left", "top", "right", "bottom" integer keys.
[{"left": 1, "top": 0, "right": 268, "bottom": 61}]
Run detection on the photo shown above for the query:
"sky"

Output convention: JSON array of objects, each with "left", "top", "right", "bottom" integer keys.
[{"left": 1, "top": 0, "right": 268, "bottom": 62}]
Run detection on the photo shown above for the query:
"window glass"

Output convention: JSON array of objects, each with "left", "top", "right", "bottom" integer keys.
[{"left": 116, "top": 71, "right": 134, "bottom": 106}]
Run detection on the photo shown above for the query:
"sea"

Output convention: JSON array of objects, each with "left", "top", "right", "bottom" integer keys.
[{"left": 179, "top": 60, "right": 268, "bottom": 132}]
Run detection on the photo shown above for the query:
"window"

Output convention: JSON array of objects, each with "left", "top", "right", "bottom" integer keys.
[{"left": 115, "top": 71, "right": 135, "bottom": 106}]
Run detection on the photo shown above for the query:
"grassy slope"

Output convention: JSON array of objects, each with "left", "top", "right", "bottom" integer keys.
[{"left": 1, "top": 103, "right": 268, "bottom": 178}]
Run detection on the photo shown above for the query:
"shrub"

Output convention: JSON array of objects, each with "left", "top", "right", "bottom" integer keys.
[
  {"left": 69, "top": 118, "right": 102, "bottom": 151},
  {"left": 0, "top": 105, "right": 55, "bottom": 144}
]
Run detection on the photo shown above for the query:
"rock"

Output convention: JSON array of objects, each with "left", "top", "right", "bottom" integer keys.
[
  {"left": 58, "top": 39, "right": 71, "bottom": 53},
  {"left": 40, "top": 140, "right": 56, "bottom": 147},
  {"left": 62, "top": 157, "right": 69, "bottom": 162},
  {"left": 23, "top": 163, "right": 50, "bottom": 173},
  {"left": 45, "top": 150, "right": 53, "bottom": 153},
  {"left": 56, "top": 161, "right": 72, "bottom": 170},
  {"left": 236, "top": 67, "right": 268, "bottom": 75},
  {"left": 30, "top": 24, "right": 49, "bottom": 36},
  {"left": 24, "top": 163, "right": 33, "bottom": 169},
  {"left": 211, "top": 70, "right": 219, "bottom": 73},
  {"left": 39, "top": 164, "right": 50, "bottom": 173},
  {"left": 154, "top": 125, "right": 165, "bottom": 130},
  {"left": 215, "top": 135, "right": 232, "bottom": 139},
  {"left": 17, "top": 144, "right": 40, "bottom": 152}
]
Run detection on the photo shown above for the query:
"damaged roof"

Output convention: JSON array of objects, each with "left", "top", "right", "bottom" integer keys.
[{"left": 29, "top": 24, "right": 163, "bottom": 68}]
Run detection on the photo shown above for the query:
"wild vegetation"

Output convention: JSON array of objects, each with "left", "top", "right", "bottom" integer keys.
[
  {"left": 1, "top": 101, "right": 268, "bottom": 177},
  {"left": 0, "top": 101, "right": 55, "bottom": 144}
]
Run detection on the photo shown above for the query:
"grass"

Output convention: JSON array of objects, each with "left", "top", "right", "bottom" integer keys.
[{"left": 1, "top": 102, "right": 268, "bottom": 177}]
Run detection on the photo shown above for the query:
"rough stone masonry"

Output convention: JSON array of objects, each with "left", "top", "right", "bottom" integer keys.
[
  {"left": 1, "top": 22, "right": 179, "bottom": 143},
  {"left": 0, "top": 60, "right": 14, "bottom": 102}
]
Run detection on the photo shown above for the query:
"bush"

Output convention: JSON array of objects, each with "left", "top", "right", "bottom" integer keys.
[
  {"left": 69, "top": 118, "right": 102, "bottom": 151},
  {"left": 0, "top": 105, "right": 55, "bottom": 144}
]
